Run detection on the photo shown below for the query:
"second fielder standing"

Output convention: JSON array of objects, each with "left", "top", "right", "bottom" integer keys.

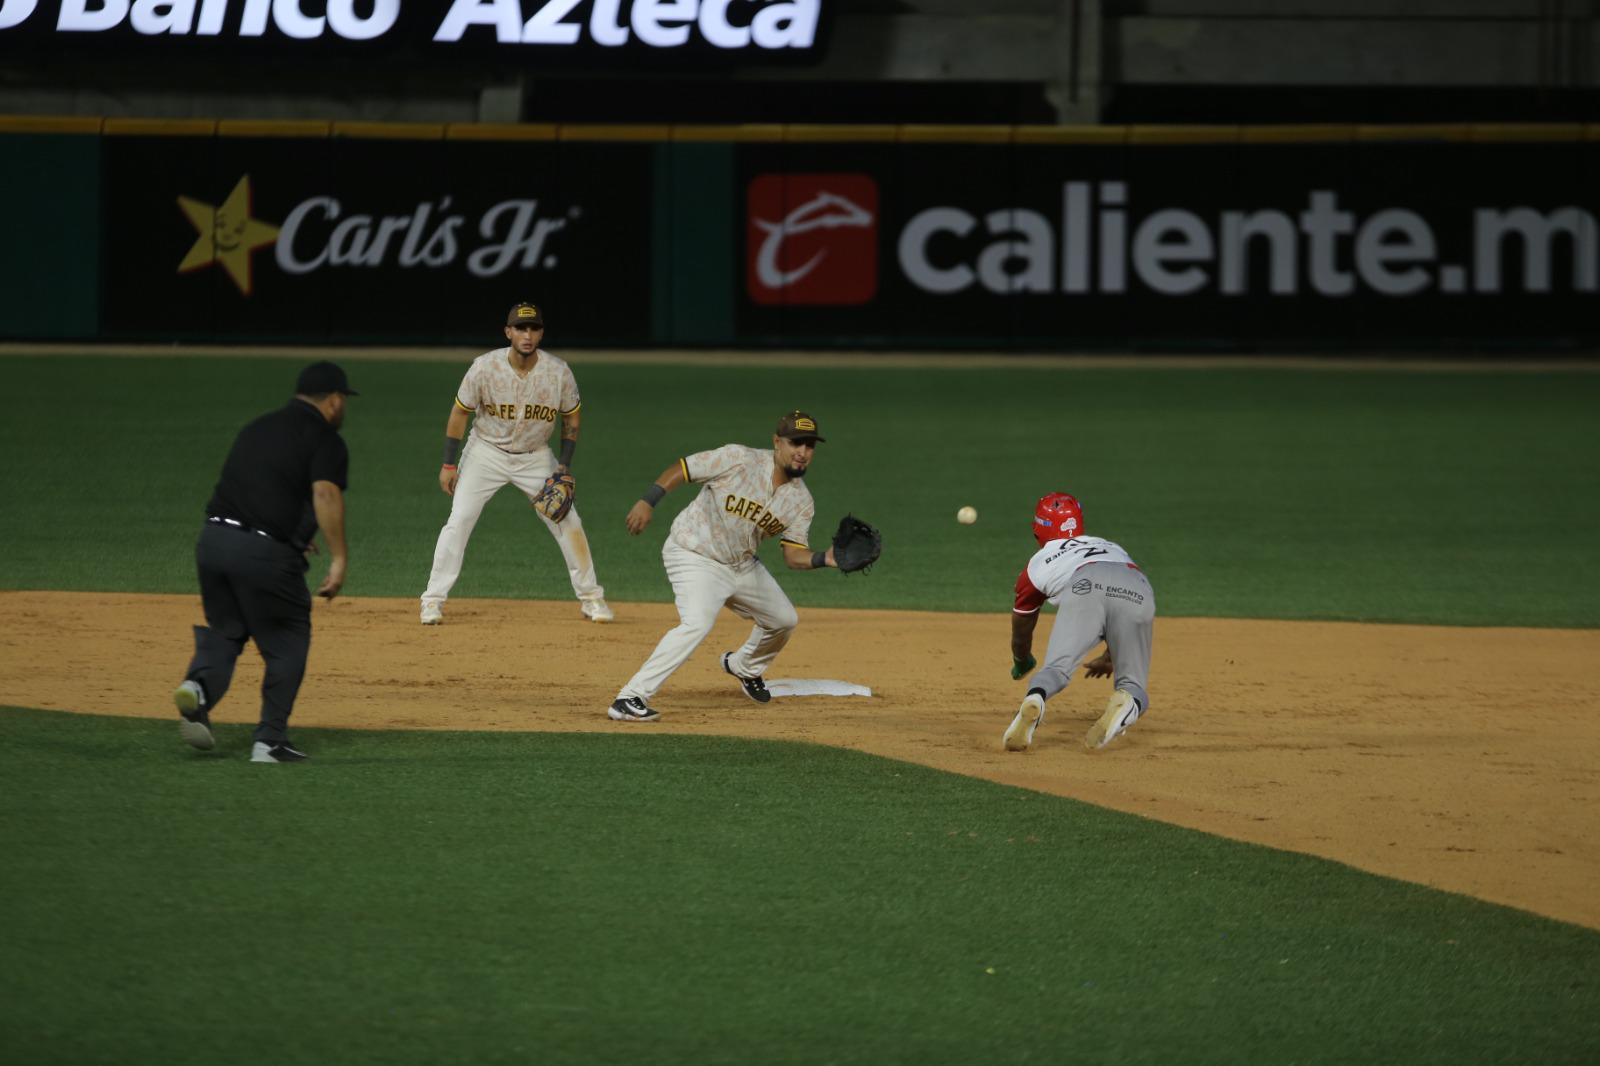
[
  {"left": 1004, "top": 492, "right": 1156, "bottom": 752},
  {"left": 420, "top": 302, "right": 611, "bottom": 624},
  {"left": 607, "top": 411, "right": 837, "bottom": 722}
]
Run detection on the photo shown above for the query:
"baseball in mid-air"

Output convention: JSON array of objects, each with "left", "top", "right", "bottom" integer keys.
[{"left": 957, "top": 505, "right": 978, "bottom": 525}]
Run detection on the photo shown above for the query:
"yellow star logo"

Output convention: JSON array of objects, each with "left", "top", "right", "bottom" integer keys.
[{"left": 176, "top": 175, "right": 280, "bottom": 296}]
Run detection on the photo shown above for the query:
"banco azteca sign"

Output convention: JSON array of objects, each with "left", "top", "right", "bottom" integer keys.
[{"left": 0, "top": 0, "right": 824, "bottom": 55}]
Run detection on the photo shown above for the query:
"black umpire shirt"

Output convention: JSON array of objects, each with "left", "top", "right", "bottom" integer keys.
[{"left": 205, "top": 399, "right": 350, "bottom": 552}]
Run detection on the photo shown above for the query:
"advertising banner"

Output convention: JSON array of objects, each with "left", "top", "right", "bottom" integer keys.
[
  {"left": 734, "top": 138, "right": 1596, "bottom": 348},
  {"left": 0, "top": 0, "right": 829, "bottom": 65},
  {"left": 100, "top": 134, "right": 654, "bottom": 343}
]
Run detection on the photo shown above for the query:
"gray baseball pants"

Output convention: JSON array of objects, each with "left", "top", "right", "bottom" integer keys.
[{"left": 1028, "top": 562, "right": 1156, "bottom": 712}]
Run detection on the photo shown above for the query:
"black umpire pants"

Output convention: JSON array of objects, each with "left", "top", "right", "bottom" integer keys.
[{"left": 183, "top": 522, "right": 312, "bottom": 744}]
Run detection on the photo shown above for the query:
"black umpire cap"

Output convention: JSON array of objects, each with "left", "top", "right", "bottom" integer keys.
[{"left": 296, "top": 361, "right": 359, "bottom": 396}]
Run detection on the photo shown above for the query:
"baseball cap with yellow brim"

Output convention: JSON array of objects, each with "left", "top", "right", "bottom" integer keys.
[
  {"left": 775, "top": 410, "right": 826, "bottom": 443},
  {"left": 506, "top": 302, "right": 545, "bottom": 328}
]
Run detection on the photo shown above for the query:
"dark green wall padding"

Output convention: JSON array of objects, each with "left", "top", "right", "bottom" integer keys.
[{"left": 0, "top": 134, "right": 100, "bottom": 340}]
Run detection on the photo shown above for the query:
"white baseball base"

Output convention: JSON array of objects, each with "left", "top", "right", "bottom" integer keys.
[{"left": 763, "top": 679, "right": 873, "bottom": 699}]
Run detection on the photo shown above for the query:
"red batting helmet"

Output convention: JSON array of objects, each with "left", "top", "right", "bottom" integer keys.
[{"left": 1033, "top": 492, "right": 1084, "bottom": 547}]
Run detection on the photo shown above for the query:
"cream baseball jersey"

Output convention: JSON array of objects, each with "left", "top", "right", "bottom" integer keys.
[
  {"left": 669, "top": 444, "right": 814, "bottom": 566},
  {"left": 1013, "top": 536, "right": 1140, "bottom": 614},
  {"left": 454, "top": 347, "right": 579, "bottom": 453}
]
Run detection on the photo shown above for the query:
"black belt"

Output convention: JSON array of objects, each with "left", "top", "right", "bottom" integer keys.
[{"left": 207, "top": 516, "right": 295, "bottom": 547}]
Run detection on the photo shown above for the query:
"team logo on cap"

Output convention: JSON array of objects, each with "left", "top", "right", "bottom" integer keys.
[
  {"left": 516, "top": 306, "right": 539, "bottom": 319},
  {"left": 792, "top": 416, "right": 816, "bottom": 432}
]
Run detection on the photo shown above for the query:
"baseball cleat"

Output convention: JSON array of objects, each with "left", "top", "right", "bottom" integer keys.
[
  {"left": 722, "top": 652, "right": 771, "bottom": 704},
  {"left": 608, "top": 697, "right": 660, "bottom": 722},
  {"left": 581, "top": 598, "right": 614, "bottom": 623},
  {"left": 420, "top": 601, "right": 443, "bottom": 625},
  {"left": 1003, "top": 692, "right": 1046, "bottom": 752},
  {"left": 174, "top": 680, "right": 214, "bottom": 751},
  {"left": 1085, "top": 690, "right": 1143, "bottom": 750},
  {"left": 251, "top": 741, "right": 309, "bottom": 763}
]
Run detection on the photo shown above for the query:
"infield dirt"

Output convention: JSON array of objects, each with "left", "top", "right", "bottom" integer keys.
[{"left": 3, "top": 590, "right": 1596, "bottom": 930}]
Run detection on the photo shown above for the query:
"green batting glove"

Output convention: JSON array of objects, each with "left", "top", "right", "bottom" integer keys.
[{"left": 1011, "top": 654, "right": 1037, "bottom": 680}]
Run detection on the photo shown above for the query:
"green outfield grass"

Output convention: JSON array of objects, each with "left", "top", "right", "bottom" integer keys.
[
  {"left": 4, "top": 354, "right": 1598, "bottom": 1063},
  {"left": 1, "top": 354, "right": 1597, "bottom": 626},
  {"left": 1, "top": 706, "right": 1597, "bottom": 1066}
]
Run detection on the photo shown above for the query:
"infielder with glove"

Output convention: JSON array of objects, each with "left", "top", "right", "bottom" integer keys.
[
  {"left": 1004, "top": 492, "right": 1155, "bottom": 752},
  {"left": 419, "top": 303, "right": 611, "bottom": 625},
  {"left": 607, "top": 411, "right": 881, "bottom": 722}
]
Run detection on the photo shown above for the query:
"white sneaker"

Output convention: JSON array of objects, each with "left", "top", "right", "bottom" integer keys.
[
  {"left": 1085, "top": 690, "right": 1143, "bottom": 750},
  {"left": 251, "top": 740, "right": 309, "bottom": 763},
  {"left": 608, "top": 697, "right": 659, "bottom": 722},
  {"left": 581, "top": 599, "right": 614, "bottom": 623},
  {"left": 1003, "top": 692, "right": 1046, "bottom": 752},
  {"left": 420, "top": 601, "right": 443, "bottom": 625}
]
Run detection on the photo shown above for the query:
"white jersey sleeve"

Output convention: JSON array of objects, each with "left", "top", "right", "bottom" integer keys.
[
  {"left": 558, "top": 360, "right": 580, "bottom": 415},
  {"left": 682, "top": 443, "right": 744, "bottom": 485},
  {"left": 782, "top": 495, "right": 814, "bottom": 551},
  {"left": 454, "top": 357, "right": 481, "bottom": 413}
]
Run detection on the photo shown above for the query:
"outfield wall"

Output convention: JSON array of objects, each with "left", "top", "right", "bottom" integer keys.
[{"left": 1, "top": 119, "right": 1594, "bottom": 350}]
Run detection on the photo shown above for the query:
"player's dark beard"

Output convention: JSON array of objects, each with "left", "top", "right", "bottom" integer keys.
[{"left": 784, "top": 463, "right": 807, "bottom": 478}]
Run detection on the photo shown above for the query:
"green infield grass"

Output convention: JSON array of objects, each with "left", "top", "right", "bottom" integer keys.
[
  {"left": 2, "top": 706, "right": 1597, "bottom": 1066},
  {"left": 2, "top": 354, "right": 1596, "bottom": 626}
]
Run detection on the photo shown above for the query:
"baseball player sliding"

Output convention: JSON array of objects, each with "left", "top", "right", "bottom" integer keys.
[
  {"left": 419, "top": 302, "right": 611, "bottom": 625},
  {"left": 607, "top": 411, "right": 837, "bottom": 722},
  {"left": 1004, "top": 493, "right": 1156, "bottom": 752}
]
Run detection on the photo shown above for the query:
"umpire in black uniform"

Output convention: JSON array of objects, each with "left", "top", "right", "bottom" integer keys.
[{"left": 173, "top": 361, "right": 356, "bottom": 763}]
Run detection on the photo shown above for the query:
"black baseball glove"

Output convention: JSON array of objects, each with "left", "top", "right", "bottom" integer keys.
[{"left": 831, "top": 513, "right": 883, "bottom": 574}]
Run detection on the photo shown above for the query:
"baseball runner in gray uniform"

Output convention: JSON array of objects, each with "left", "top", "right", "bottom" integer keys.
[{"left": 1004, "top": 492, "right": 1156, "bottom": 752}]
